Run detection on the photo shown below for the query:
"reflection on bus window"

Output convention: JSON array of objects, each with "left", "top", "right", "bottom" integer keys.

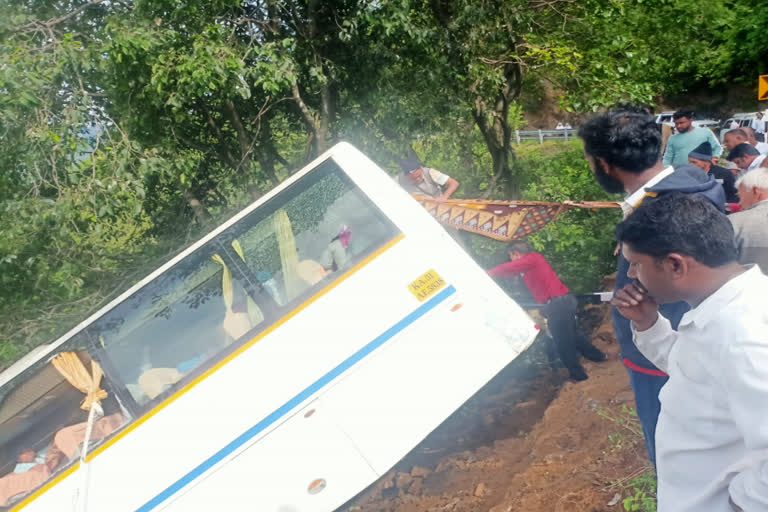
[
  {"left": 0, "top": 341, "right": 127, "bottom": 508},
  {"left": 231, "top": 160, "right": 396, "bottom": 306},
  {"left": 92, "top": 251, "right": 258, "bottom": 407},
  {"left": 92, "top": 159, "right": 397, "bottom": 409}
]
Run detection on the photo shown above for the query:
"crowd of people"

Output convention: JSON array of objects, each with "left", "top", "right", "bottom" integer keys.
[
  {"left": 578, "top": 107, "right": 768, "bottom": 512},
  {"left": 398, "top": 106, "right": 768, "bottom": 511}
]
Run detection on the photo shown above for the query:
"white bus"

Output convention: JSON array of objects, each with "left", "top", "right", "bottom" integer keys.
[{"left": 0, "top": 143, "right": 537, "bottom": 512}]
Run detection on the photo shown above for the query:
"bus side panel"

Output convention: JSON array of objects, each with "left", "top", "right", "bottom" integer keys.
[
  {"left": 162, "top": 400, "right": 377, "bottom": 512},
  {"left": 53, "top": 242, "right": 454, "bottom": 512},
  {"left": 320, "top": 291, "right": 523, "bottom": 475}
]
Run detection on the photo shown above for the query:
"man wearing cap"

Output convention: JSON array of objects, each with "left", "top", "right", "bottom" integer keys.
[
  {"left": 688, "top": 142, "right": 739, "bottom": 203},
  {"left": 662, "top": 109, "right": 723, "bottom": 166},
  {"left": 398, "top": 156, "right": 460, "bottom": 202},
  {"left": 728, "top": 143, "right": 766, "bottom": 175}
]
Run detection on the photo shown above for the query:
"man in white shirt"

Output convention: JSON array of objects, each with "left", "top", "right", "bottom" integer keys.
[
  {"left": 724, "top": 129, "right": 768, "bottom": 155},
  {"left": 729, "top": 119, "right": 740, "bottom": 129},
  {"left": 728, "top": 143, "right": 767, "bottom": 174},
  {"left": 749, "top": 113, "right": 765, "bottom": 142},
  {"left": 742, "top": 126, "right": 768, "bottom": 154},
  {"left": 612, "top": 193, "right": 768, "bottom": 512}
]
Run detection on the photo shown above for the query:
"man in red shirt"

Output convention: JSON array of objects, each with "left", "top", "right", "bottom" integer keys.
[{"left": 488, "top": 240, "right": 607, "bottom": 381}]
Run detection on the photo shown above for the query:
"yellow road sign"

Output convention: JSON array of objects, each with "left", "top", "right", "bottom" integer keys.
[{"left": 760, "top": 75, "right": 768, "bottom": 101}]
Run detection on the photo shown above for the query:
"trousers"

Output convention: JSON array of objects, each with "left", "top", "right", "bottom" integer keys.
[
  {"left": 626, "top": 365, "right": 668, "bottom": 467},
  {"left": 543, "top": 293, "right": 605, "bottom": 380}
]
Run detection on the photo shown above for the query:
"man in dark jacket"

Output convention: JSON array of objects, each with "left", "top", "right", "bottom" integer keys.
[
  {"left": 688, "top": 142, "right": 740, "bottom": 204},
  {"left": 578, "top": 108, "right": 725, "bottom": 467}
]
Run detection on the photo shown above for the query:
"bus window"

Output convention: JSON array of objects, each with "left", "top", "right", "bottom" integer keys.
[
  {"left": 93, "top": 159, "right": 397, "bottom": 409},
  {"left": 0, "top": 338, "right": 127, "bottom": 508},
  {"left": 222, "top": 158, "right": 398, "bottom": 307},
  {"left": 91, "top": 248, "right": 260, "bottom": 407}
]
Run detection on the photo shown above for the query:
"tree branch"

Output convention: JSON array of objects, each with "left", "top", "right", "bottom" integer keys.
[
  {"left": 292, "top": 82, "right": 318, "bottom": 133},
  {"left": 46, "top": 0, "right": 106, "bottom": 27}
]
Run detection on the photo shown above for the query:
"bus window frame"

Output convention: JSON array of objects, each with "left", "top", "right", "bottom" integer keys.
[
  {"left": 90, "top": 158, "right": 399, "bottom": 416},
  {"left": 0, "top": 333, "right": 132, "bottom": 490}
]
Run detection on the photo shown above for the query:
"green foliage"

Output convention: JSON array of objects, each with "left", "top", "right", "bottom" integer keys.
[
  {"left": 0, "top": 0, "right": 756, "bottom": 371},
  {"left": 622, "top": 471, "right": 657, "bottom": 512}
]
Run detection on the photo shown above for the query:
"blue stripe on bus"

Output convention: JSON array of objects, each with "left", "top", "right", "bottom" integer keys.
[{"left": 137, "top": 284, "right": 457, "bottom": 512}]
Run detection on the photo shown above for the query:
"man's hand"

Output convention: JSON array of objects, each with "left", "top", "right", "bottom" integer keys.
[
  {"left": 435, "top": 194, "right": 448, "bottom": 203},
  {"left": 611, "top": 281, "right": 659, "bottom": 331}
]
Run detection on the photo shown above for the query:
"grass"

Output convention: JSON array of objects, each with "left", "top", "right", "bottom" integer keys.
[
  {"left": 596, "top": 404, "right": 657, "bottom": 511},
  {"left": 620, "top": 470, "right": 657, "bottom": 512}
]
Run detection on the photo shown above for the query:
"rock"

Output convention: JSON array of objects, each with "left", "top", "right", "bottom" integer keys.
[
  {"left": 542, "top": 453, "right": 564, "bottom": 465},
  {"left": 474, "top": 482, "right": 489, "bottom": 497},
  {"left": 514, "top": 400, "right": 537, "bottom": 409},
  {"left": 381, "top": 485, "right": 398, "bottom": 499},
  {"left": 489, "top": 504, "right": 512, "bottom": 512},
  {"left": 381, "top": 474, "right": 395, "bottom": 489},
  {"left": 411, "top": 465, "right": 432, "bottom": 478},
  {"left": 395, "top": 472, "right": 413, "bottom": 490},
  {"left": 407, "top": 477, "right": 423, "bottom": 496},
  {"left": 607, "top": 493, "right": 622, "bottom": 506}
]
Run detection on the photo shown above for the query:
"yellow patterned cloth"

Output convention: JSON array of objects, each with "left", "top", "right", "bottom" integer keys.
[{"left": 413, "top": 195, "right": 620, "bottom": 241}]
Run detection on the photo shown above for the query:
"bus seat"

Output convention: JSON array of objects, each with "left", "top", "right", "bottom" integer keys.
[
  {"left": 138, "top": 368, "right": 182, "bottom": 401},
  {"left": 296, "top": 260, "right": 327, "bottom": 287},
  {"left": 222, "top": 309, "right": 254, "bottom": 341},
  {"left": 0, "top": 464, "right": 50, "bottom": 507}
]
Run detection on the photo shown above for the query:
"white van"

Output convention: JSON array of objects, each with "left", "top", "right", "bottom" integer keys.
[{"left": 720, "top": 112, "right": 768, "bottom": 141}]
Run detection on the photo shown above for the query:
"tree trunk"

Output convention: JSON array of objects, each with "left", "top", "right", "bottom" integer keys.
[
  {"left": 290, "top": 0, "right": 331, "bottom": 157},
  {"left": 257, "top": 117, "right": 280, "bottom": 186},
  {"left": 473, "top": 62, "right": 522, "bottom": 199},
  {"left": 225, "top": 99, "right": 252, "bottom": 170},
  {"left": 316, "top": 84, "right": 331, "bottom": 153}
]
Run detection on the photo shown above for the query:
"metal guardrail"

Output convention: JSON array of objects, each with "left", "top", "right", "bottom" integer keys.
[{"left": 512, "top": 129, "right": 576, "bottom": 144}]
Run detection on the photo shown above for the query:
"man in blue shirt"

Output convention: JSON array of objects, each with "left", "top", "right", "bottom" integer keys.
[{"left": 662, "top": 109, "right": 723, "bottom": 166}]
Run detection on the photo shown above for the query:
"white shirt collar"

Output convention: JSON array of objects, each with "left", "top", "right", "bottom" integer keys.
[
  {"left": 679, "top": 265, "right": 762, "bottom": 328},
  {"left": 747, "top": 153, "right": 767, "bottom": 171},
  {"left": 624, "top": 166, "right": 675, "bottom": 208}
]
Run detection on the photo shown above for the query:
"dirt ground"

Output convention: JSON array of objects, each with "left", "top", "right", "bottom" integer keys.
[{"left": 341, "top": 301, "right": 651, "bottom": 512}]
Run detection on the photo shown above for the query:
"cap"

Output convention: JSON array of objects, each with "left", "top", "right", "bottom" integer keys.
[
  {"left": 399, "top": 156, "right": 422, "bottom": 174},
  {"left": 688, "top": 142, "right": 712, "bottom": 162}
]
